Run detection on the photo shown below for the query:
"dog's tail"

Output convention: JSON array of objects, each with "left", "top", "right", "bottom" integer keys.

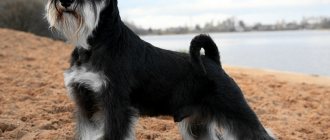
[{"left": 189, "top": 34, "right": 220, "bottom": 74}]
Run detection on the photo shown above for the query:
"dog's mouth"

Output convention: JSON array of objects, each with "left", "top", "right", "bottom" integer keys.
[
  {"left": 59, "top": 10, "right": 78, "bottom": 18},
  {"left": 56, "top": 6, "right": 77, "bottom": 16},
  {"left": 55, "top": 7, "right": 80, "bottom": 21},
  {"left": 47, "top": 3, "right": 83, "bottom": 33},
  {"left": 49, "top": 0, "right": 79, "bottom": 19},
  {"left": 62, "top": 9, "right": 75, "bottom": 13}
]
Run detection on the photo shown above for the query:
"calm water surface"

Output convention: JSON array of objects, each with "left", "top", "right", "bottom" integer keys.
[{"left": 142, "top": 30, "right": 330, "bottom": 76}]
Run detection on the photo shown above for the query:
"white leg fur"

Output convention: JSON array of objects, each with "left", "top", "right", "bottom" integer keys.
[
  {"left": 125, "top": 116, "right": 138, "bottom": 140},
  {"left": 78, "top": 111, "right": 105, "bottom": 140},
  {"left": 221, "top": 127, "right": 236, "bottom": 140},
  {"left": 178, "top": 119, "right": 220, "bottom": 140},
  {"left": 208, "top": 121, "right": 220, "bottom": 140},
  {"left": 178, "top": 119, "right": 195, "bottom": 140},
  {"left": 220, "top": 126, "right": 276, "bottom": 140},
  {"left": 266, "top": 128, "right": 277, "bottom": 140}
]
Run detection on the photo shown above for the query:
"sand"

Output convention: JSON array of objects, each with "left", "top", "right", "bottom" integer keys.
[{"left": 0, "top": 28, "right": 329, "bottom": 140}]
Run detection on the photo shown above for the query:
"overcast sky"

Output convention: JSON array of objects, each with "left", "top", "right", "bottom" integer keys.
[{"left": 118, "top": 0, "right": 330, "bottom": 29}]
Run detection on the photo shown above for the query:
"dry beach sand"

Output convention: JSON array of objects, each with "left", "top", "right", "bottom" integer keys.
[{"left": 0, "top": 29, "right": 329, "bottom": 140}]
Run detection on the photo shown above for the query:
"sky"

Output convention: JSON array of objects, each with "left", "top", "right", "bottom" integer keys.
[{"left": 118, "top": 0, "right": 330, "bottom": 29}]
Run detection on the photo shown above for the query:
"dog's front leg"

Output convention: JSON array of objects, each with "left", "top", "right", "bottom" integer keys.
[{"left": 102, "top": 87, "right": 138, "bottom": 140}]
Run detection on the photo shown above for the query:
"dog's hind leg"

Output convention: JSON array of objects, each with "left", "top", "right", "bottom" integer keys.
[
  {"left": 178, "top": 117, "right": 219, "bottom": 140},
  {"left": 209, "top": 86, "right": 276, "bottom": 140},
  {"left": 215, "top": 117, "right": 276, "bottom": 140}
]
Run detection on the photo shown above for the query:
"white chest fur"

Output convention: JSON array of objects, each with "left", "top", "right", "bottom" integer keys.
[{"left": 64, "top": 66, "right": 108, "bottom": 95}]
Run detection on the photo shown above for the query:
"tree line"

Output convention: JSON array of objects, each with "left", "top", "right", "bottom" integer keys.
[
  {"left": 130, "top": 17, "right": 330, "bottom": 35},
  {"left": 1, "top": 0, "right": 329, "bottom": 39}
]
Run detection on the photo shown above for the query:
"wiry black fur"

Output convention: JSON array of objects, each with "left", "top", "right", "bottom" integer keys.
[
  {"left": 60, "top": 0, "right": 275, "bottom": 139},
  {"left": 190, "top": 35, "right": 221, "bottom": 74}
]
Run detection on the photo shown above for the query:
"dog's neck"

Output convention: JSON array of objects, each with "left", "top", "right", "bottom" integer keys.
[{"left": 86, "top": 0, "right": 137, "bottom": 50}]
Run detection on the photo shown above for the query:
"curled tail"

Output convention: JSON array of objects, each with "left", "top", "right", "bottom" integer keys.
[{"left": 189, "top": 34, "right": 220, "bottom": 74}]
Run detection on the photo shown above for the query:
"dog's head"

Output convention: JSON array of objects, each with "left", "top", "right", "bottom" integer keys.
[{"left": 45, "top": 0, "right": 118, "bottom": 47}]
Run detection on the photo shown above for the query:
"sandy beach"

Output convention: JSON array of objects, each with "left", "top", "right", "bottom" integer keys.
[{"left": 0, "top": 29, "right": 329, "bottom": 140}]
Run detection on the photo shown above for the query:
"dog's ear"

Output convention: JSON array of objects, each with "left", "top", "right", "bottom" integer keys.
[
  {"left": 110, "top": 0, "right": 118, "bottom": 7},
  {"left": 102, "top": 0, "right": 119, "bottom": 16},
  {"left": 105, "top": 0, "right": 119, "bottom": 15}
]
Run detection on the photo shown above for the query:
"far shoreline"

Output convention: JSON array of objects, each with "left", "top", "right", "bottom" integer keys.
[
  {"left": 224, "top": 65, "right": 330, "bottom": 86},
  {"left": 140, "top": 29, "right": 330, "bottom": 37}
]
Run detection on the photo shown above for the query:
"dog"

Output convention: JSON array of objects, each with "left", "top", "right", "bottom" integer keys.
[{"left": 46, "top": 0, "right": 276, "bottom": 140}]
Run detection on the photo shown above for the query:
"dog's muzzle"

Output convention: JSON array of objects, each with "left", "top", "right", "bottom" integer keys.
[{"left": 59, "top": 0, "right": 74, "bottom": 9}]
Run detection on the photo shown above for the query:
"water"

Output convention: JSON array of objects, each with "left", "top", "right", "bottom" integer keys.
[{"left": 142, "top": 30, "right": 330, "bottom": 76}]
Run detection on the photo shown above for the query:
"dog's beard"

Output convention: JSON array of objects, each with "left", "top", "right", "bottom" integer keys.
[{"left": 46, "top": 0, "right": 105, "bottom": 49}]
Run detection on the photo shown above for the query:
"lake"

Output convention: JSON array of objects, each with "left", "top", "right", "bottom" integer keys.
[{"left": 142, "top": 30, "right": 330, "bottom": 76}]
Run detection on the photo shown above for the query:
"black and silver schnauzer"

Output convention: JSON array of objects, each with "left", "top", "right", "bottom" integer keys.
[{"left": 46, "top": 0, "right": 276, "bottom": 139}]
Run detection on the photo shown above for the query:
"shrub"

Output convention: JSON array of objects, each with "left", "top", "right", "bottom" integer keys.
[{"left": 0, "top": 0, "right": 62, "bottom": 39}]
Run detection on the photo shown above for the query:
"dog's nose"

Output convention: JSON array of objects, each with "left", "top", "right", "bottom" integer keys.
[{"left": 59, "top": 0, "right": 74, "bottom": 8}]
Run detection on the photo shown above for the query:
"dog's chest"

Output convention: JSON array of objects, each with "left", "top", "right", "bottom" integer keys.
[
  {"left": 64, "top": 66, "right": 107, "bottom": 93},
  {"left": 64, "top": 49, "right": 108, "bottom": 94}
]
